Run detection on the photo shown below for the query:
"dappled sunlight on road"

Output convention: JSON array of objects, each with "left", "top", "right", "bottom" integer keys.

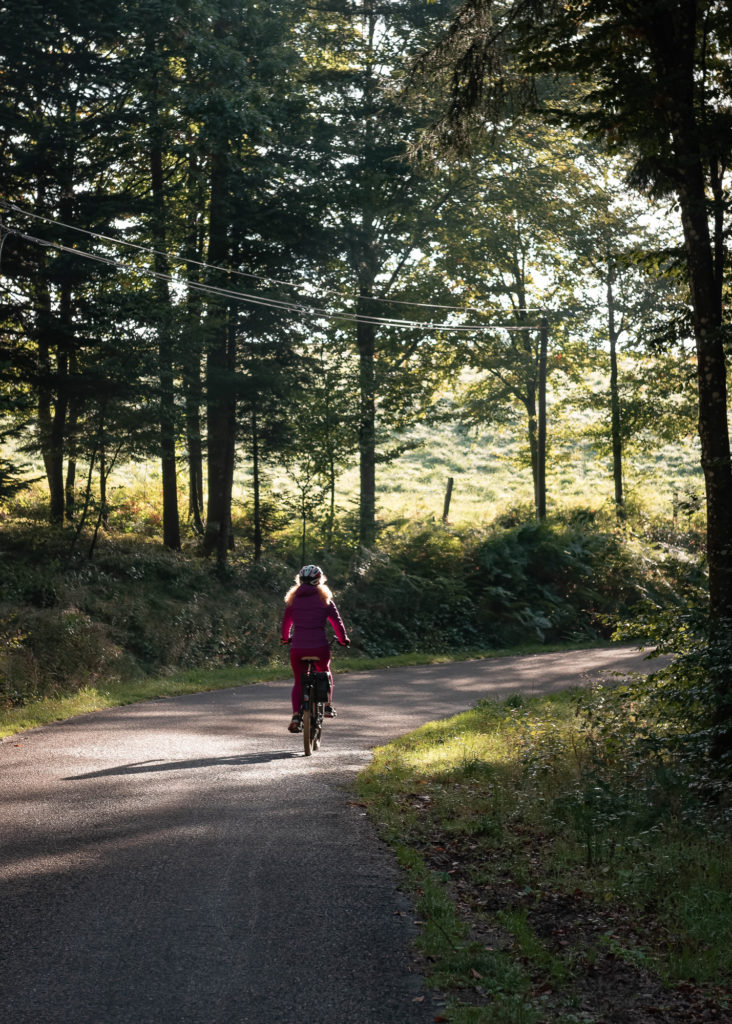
[{"left": 0, "top": 647, "right": 663, "bottom": 1024}]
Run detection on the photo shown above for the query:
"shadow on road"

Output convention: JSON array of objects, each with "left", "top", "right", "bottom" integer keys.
[{"left": 64, "top": 750, "right": 298, "bottom": 780}]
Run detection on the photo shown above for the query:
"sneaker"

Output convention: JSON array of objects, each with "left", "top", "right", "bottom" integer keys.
[
  {"left": 288, "top": 715, "right": 302, "bottom": 733},
  {"left": 324, "top": 704, "right": 337, "bottom": 719}
]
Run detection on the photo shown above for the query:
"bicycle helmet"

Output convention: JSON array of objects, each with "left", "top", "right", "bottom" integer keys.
[{"left": 299, "top": 564, "right": 323, "bottom": 584}]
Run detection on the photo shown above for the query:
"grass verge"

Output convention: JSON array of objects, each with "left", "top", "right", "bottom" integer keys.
[
  {"left": 355, "top": 687, "right": 731, "bottom": 1023},
  {"left": 0, "top": 641, "right": 596, "bottom": 739}
]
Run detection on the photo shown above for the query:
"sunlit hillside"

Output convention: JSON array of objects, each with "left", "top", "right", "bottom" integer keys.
[
  {"left": 369, "top": 420, "right": 703, "bottom": 526},
  {"left": 3, "top": 392, "right": 704, "bottom": 537}
]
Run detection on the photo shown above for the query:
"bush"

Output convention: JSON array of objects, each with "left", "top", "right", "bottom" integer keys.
[
  {"left": 340, "top": 517, "right": 699, "bottom": 655},
  {"left": 0, "top": 607, "right": 129, "bottom": 705},
  {"left": 616, "top": 601, "right": 732, "bottom": 774},
  {"left": 0, "top": 530, "right": 295, "bottom": 706},
  {"left": 340, "top": 544, "right": 480, "bottom": 655},
  {"left": 0, "top": 510, "right": 705, "bottom": 705}
]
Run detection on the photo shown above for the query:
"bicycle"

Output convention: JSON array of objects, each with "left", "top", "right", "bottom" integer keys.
[{"left": 297, "top": 655, "right": 331, "bottom": 756}]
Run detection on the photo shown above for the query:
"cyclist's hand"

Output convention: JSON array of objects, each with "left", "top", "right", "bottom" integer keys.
[
  {"left": 281, "top": 637, "right": 291, "bottom": 645},
  {"left": 338, "top": 638, "right": 350, "bottom": 647}
]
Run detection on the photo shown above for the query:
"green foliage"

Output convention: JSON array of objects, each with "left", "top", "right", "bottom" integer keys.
[
  {"left": 0, "top": 606, "right": 126, "bottom": 707},
  {"left": 616, "top": 601, "right": 732, "bottom": 771},
  {"left": 0, "top": 527, "right": 292, "bottom": 706},
  {"left": 356, "top": 681, "right": 731, "bottom": 1019},
  {"left": 341, "top": 518, "right": 695, "bottom": 655},
  {"left": 0, "top": 455, "right": 32, "bottom": 501},
  {"left": 0, "top": 489, "right": 705, "bottom": 706}
]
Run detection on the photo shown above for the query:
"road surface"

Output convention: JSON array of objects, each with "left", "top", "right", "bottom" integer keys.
[{"left": 0, "top": 647, "right": 659, "bottom": 1024}]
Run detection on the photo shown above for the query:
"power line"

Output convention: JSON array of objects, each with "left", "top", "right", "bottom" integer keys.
[
  {"left": 0, "top": 222, "right": 544, "bottom": 333},
  {"left": 0, "top": 199, "right": 556, "bottom": 318},
  {"left": 0, "top": 225, "right": 9, "bottom": 273}
]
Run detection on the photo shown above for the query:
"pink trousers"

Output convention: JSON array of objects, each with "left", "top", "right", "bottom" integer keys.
[{"left": 289, "top": 646, "right": 332, "bottom": 713}]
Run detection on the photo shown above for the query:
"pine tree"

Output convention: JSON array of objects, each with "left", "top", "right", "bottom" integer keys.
[
  {"left": 0, "top": 0, "right": 146, "bottom": 523},
  {"left": 290, "top": 1, "right": 464, "bottom": 547}
]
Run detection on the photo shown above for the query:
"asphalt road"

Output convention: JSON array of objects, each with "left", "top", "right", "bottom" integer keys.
[{"left": 0, "top": 647, "right": 659, "bottom": 1024}]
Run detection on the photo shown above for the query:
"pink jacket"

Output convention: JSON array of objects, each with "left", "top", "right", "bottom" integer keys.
[{"left": 281, "top": 584, "right": 348, "bottom": 649}]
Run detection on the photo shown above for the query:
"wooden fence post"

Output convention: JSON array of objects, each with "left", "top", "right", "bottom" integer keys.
[{"left": 442, "top": 477, "right": 454, "bottom": 523}]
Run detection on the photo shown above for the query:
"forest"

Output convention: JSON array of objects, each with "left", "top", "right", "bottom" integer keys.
[
  {"left": 1, "top": 5, "right": 730, "bottom": 1016},
  {"left": 0, "top": 0, "right": 730, "bottom": 754}
]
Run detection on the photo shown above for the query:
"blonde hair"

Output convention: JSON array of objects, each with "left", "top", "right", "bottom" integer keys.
[{"left": 285, "top": 572, "right": 332, "bottom": 606}]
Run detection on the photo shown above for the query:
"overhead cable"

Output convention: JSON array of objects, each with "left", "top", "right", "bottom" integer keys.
[
  {"left": 0, "top": 224, "right": 544, "bottom": 333},
  {"left": 0, "top": 199, "right": 555, "bottom": 317}
]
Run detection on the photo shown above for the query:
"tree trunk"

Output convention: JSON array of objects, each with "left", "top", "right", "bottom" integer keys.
[
  {"left": 188, "top": 432, "right": 205, "bottom": 534},
  {"left": 90, "top": 436, "right": 123, "bottom": 560},
  {"left": 607, "top": 261, "right": 624, "bottom": 515},
  {"left": 356, "top": 290, "right": 377, "bottom": 547},
  {"left": 323, "top": 358, "right": 337, "bottom": 549},
  {"left": 41, "top": 134, "right": 77, "bottom": 524},
  {"left": 217, "top": 332, "right": 237, "bottom": 571},
  {"left": 642, "top": 3, "right": 732, "bottom": 618},
  {"left": 660, "top": 16, "right": 732, "bottom": 759},
  {"left": 149, "top": 66, "right": 181, "bottom": 551},
  {"left": 300, "top": 489, "right": 307, "bottom": 564},
  {"left": 183, "top": 146, "right": 205, "bottom": 535},
  {"left": 69, "top": 447, "right": 97, "bottom": 557},
  {"left": 88, "top": 407, "right": 108, "bottom": 560},
  {"left": 36, "top": 278, "right": 66, "bottom": 524},
  {"left": 65, "top": 456, "right": 76, "bottom": 521},
  {"left": 355, "top": 27, "right": 379, "bottom": 551},
  {"left": 514, "top": 293, "right": 541, "bottom": 519},
  {"left": 674, "top": 160, "right": 732, "bottom": 620},
  {"left": 536, "top": 319, "right": 548, "bottom": 521},
  {"left": 203, "top": 149, "right": 236, "bottom": 564},
  {"left": 251, "top": 403, "right": 262, "bottom": 562},
  {"left": 99, "top": 440, "right": 108, "bottom": 531},
  {"left": 679, "top": 174, "right": 732, "bottom": 760},
  {"left": 204, "top": 312, "right": 237, "bottom": 565},
  {"left": 524, "top": 384, "right": 538, "bottom": 515},
  {"left": 327, "top": 457, "right": 336, "bottom": 550},
  {"left": 64, "top": 345, "right": 80, "bottom": 521}
]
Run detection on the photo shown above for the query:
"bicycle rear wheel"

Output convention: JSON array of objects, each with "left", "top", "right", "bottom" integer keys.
[
  {"left": 302, "top": 709, "right": 313, "bottom": 756},
  {"left": 312, "top": 707, "right": 322, "bottom": 751}
]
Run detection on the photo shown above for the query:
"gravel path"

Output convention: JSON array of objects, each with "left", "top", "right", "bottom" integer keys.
[{"left": 0, "top": 647, "right": 659, "bottom": 1024}]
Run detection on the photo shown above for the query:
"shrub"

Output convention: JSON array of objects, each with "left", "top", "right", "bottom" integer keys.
[
  {"left": 0, "top": 607, "right": 129, "bottom": 705},
  {"left": 0, "top": 510, "right": 705, "bottom": 704},
  {"left": 616, "top": 601, "right": 732, "bottom": 775},
  {"left": 340, "top": 517, "right": 696, "bottom": 654},
  {"left": 341, "top": 544, "right": 480, "bottom": 655}
]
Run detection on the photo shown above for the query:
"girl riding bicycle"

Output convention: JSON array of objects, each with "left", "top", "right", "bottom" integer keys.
[{"left": 281, "top": 565, "right": 350, "bottom": 733}]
